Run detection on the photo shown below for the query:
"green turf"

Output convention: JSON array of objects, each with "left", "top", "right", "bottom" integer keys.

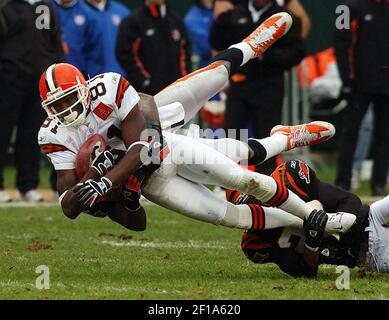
[
  {"left": 4, "top": 165, "right": 52, "bottom": 190},
  {"left": 0, "top": 205, "right": 388, "bottom": 300}
]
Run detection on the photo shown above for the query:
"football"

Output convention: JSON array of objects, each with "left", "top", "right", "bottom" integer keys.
[{"left": 75, "top": 134, "right": 107, "bottom": 180}]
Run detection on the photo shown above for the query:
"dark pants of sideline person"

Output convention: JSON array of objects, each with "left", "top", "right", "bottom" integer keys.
[
  {"left": 0, "top": 71, "right": 46, "bottom": 193},
  {"left": 336, "top": 92, "right": 389, "bottom": 192},
  {"left": 224, "top": 80, "right": 284, "bottom": 175}
]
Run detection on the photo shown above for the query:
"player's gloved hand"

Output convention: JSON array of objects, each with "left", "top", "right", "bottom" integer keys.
[
  {"left": 74, "top": 177, "right": 112, "bottom": 207},
  {"left": 91, "top": 144, "right": 115, "bottom": 176},
  {"left": 304, "top": 210, "right": 328, "bottom": 251},
  {"left": 121, "top": 170, "right": 146, "bottom": 212}
]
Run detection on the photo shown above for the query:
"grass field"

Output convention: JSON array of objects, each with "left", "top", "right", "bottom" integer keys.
[{"left": 1, "top": 204, "right": 388, "bottom": 300}]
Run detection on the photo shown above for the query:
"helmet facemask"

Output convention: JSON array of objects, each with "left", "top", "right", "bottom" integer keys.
[{"left": 42, "top": 77, "right": 89, "bottom": 128}]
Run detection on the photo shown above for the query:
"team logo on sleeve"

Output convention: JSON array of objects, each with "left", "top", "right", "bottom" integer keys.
[
  {"left": 112, "top": 15, "right": 122, "bottom": 26},
  {"left": 171, "top": 29, "right": 181, "bottom": 41},
  {"left": 298, "top": 161, "right": 311, "bottom": 184},
  {"left": 74, "top": 15, "right": 86, "bottom": 26}
]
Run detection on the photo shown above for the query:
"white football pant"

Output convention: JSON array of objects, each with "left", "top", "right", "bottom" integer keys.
[{"left": 366, "top": 196, "right": 389, "bottom": 272}]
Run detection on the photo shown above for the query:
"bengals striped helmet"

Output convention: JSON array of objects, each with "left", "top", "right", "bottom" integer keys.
[{"left": 39, "top": 63, "right": 89, "bottom": 127}]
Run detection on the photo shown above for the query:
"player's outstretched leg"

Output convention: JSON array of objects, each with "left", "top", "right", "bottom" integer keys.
[
  {"left": 166, "top": 132, "right": 356, "bottom": 234},
  {"left": 224, "top": 12, "right": 293, "bottom": 68},
  {"left": 199, "top": 121, "right": 336, "bottom": 166},
  {"left": 154, "top": 12, "right": 293, "bottom": 127}
]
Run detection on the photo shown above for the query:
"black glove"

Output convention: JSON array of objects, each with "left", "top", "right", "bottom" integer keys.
[
  {"left": 304, "top": 210, "right": 328, "bottom": 251},
  {"left": 74, "top": 177, "right": 112, "bottom": 207},
  {"left": 91, "top": 144, "right": 115, "bottom": 176}
]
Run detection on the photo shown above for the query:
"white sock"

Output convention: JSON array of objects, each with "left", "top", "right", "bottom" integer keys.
[
  {"left": 263, "top": 207, "right": 303, "bottom": 229},
  {"left": 237, "top": 170, "right": 313, "bottom": 220},
  {"left": 278, "top": 191, "right": 314, "bottom": 220},
  {"left": 253, "top": 134, "right": 288, "bottom": 162},
  {"left": 221, "top": 202, "right": 253, "bottom": 229},
  {"left": 229, "top": 42, "right": 254, "bottom": 66}
]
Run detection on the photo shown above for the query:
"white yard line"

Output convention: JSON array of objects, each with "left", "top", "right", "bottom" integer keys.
[
  {"left": 100, "top": 239, "right": 226, "bottom": 249},
  {"left": 0, "top": 280, "right": 185, "bottom": 295}
]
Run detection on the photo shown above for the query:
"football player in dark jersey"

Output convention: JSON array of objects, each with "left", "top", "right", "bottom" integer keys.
[{"left": 227, "top": 160, "right": 389, "bottom": 277}]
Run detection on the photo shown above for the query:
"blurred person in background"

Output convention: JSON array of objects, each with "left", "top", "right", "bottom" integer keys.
[
  {"left": 335, "top": 0, "right": 389, "bottom": 196},
  {"left": 0, "top": 0, "right": 64, "bottom": 202},
  {"left": 214, "top": 0, "right": 311, "bottom": 39},
  {"left": 185, "top": 0, "right": 225, "bottom": 134},
  {"left": 185, "top": 0, "right": 214, "bottom": 69},
  {"left": 116, "top": 0, "right": 191, "bottom": 95},
  {"left": 84, "top": 0, "right": 129, "bottom": 76},
  {"left": 210, "top": 0, "right": 304, "bottom": 175},
  {"left": 51, "top": 0, "right": 104, "bottom": 76}
]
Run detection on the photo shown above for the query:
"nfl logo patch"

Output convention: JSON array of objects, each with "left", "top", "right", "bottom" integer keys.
[
  {"left": 93, "top": 103, "right": 113, "bottom": 121},
  {"left": 112, "top": 15, "right": 121, "bottom": 26},
  {"left": 171, "top": 29, "right": 181, "bottom": 41},
  {"left": 74, "top": 15, "right": 86, "bottom": 26}
]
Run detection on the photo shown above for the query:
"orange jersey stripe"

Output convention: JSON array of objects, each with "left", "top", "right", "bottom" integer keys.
[
  {"left": 40, "top": 144, "right": 70, "bottom": 155},
  {"left": 286, "top": 172, "right": 308, "bottom": 198},
  {"left": 158, "top": 63, "right": 223, "bottom": 94},
  {"left": 249, "top": 204, "right": 258, "bottom": 230},
  {"left": 115, "top": 76, "right": 130, "bottom": 109}
]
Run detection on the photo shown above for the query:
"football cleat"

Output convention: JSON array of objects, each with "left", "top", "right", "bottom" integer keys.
[
  {"left": 324, "top": 212, "right": 357, "bottom": 235},
  {"left": 270, "top": 121, "right": 336, "bottom": 150},
  {"left": 0, "top": 190, "right": 12, "bottom": 203},
  {"left": 243, "top": 12, "right": 293, "bottom": 58},
  {"left": 20, "top": 190, "right": 44, "bottom": 203}
]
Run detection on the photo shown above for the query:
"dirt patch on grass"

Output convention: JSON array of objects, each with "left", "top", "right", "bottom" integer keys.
[{"left": 27, "top": 241, "right": 52, "bottom": 252}]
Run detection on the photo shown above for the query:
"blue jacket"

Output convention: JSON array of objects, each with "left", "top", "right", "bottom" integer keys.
[
  {"left": 84, "top": 0, "right": 130, "bottom": 76},
  {"left": 184, "top": 4, "right": 213, "bottom": 69},
  {"left": 51, "top": 0, "right": 104, "bottom": 77}
]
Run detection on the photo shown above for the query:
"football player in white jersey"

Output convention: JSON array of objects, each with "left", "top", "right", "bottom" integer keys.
[{"left": 38, "top": 12, "right": 357, "bottom": 234}]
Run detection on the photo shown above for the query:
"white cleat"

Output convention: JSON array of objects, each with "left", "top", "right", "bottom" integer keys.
[
  {"left": 0, "top": 190, "right": 12, "bottom": 203},
  {"left": 243, "top": 12, "right": 293, "bottom": 58},
  {"left": 271, "top": 121, "right": 336, "bottom": 150},
  {"left": 20, "top": 190, "right": 44, "bottom": 203},
  {"left": 325, "top": 212, "right": 357, "bottom": 235}
]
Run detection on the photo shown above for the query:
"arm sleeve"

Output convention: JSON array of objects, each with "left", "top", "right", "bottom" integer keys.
[
  {"left": 334, "top": 0, "right": 359, "bottom": 85},
  {"left": 262, "top": 14, "right": 304, "bottom": 69},
  {"left": 317, "top": 182, "right": 362, "bottom": 214},
  {"left": 115, "top": 16, "right": 149, "bottom": 90}
]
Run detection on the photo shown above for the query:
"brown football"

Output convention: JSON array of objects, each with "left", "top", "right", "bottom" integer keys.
[{"left": 75, "top": 134, "right": 107, "bottom": 181}]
